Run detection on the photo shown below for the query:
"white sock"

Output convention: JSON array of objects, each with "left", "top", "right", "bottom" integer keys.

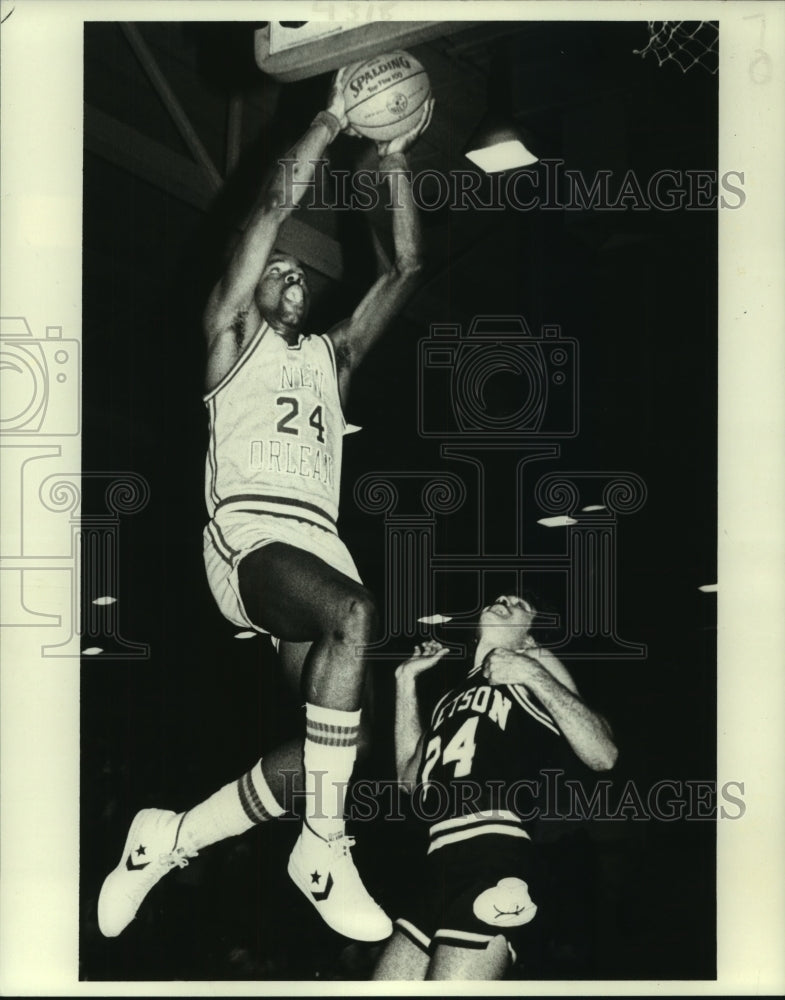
[
  {"left": 303, "top": 703, "right": 361, "bottom": 840},
  {"left": 180, "top": 758, "right": 284, "bottom": 851}
]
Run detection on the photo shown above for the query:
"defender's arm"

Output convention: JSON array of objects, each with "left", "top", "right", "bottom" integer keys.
[
  {"left": 394, "top": 641, "right": 449, "bottom": 791},
  {"left": 482, "top": 646, "right": 619, "bottom": 772}
]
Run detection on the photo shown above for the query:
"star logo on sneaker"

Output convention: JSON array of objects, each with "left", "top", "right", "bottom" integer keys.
[
  {"left": 287, "top": 826, "right": 392, "bottom": 941},
  {"left": 98, "top": 809, "right": 197, "bottom": 938},
  {"left": 125, "top": 845, "right": 151, "bottom": 871},
  {"left": 311, "top": 872, "right": 333, "bottom": 901}
]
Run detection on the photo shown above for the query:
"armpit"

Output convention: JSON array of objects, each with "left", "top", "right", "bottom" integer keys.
[
  {"left": 231, "top": 308, "right": 249, "bottom": 348},
  {"left": 334, "top": 340, "right": 352, "bottom": 373}
]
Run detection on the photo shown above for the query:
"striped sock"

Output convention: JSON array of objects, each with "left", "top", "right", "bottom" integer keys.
[
  {"left": 180, "top": 758, "right": 284, "bottom": 851},
  {"left": 303, "top": 703, "right": 361, "bottom": 840}
]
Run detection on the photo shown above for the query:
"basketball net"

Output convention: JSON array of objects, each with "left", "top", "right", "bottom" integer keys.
[{"left": 633, "top": 21, "right": 718, "bottom": 75}]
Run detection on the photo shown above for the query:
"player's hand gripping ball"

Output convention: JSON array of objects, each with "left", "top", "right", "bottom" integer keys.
[{"left": 376, "top": 98, "right": 433, "bottom": 158}]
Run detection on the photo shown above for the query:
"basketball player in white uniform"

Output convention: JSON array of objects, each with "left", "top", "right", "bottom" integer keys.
[
  {"left": 98, "top": 69, "right": 433, "bottom": 944},
  {"left": 372, "top": 595, "right": 618, "bottom": 980}
]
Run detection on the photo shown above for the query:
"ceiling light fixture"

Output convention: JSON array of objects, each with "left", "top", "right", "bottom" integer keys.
[{"left": 464, "top": 114, "right": 539, "bottom": 172}]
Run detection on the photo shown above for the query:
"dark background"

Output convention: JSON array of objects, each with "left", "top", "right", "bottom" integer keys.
[{"left": 80, "top": 21, "right": 717, "bottom": 981}]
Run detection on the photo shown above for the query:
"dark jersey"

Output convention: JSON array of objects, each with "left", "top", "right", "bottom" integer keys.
[{"left": 414, "top": 661, "right": 567, "bottom": 837}]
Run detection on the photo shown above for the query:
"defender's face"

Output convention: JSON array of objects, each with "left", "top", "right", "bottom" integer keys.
[
  {"left": 478, "top": 594, "right": 536, "bottom": 639},
  {"left": 255, "top": 254, "right": 310, "bottom": 332}
]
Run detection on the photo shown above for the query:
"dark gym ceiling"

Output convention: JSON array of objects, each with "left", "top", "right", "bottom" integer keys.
[{"left": 84, "top": 19, "right": 717, "bottom": 329}]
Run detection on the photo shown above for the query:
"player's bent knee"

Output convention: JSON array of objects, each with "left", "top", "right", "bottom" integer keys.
[{"left": 330, "top": 585, "right": 378, "bottom": 644}]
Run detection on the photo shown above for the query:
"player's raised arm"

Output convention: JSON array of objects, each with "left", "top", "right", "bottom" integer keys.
[
  {"left": 203, "top": 70, "right": 352, "bottom": 352},
  {"left": 394, "top": 640, "right": 448, "bottom": 791},
  {"left": 327, "top": 99, "right": 433, "bottom": 401}
]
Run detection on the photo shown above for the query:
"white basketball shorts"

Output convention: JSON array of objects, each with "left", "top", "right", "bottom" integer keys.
[{"left": 203, "top": 510, "right": 362, "bottom": 633}]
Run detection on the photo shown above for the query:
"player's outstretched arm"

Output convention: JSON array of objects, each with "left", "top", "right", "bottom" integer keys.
[
  {"left": 203, "top": 70, "right": 353, "bottom": 348},
  {"left": 394, "top": 640, "right": 449, "bottom": 791},
  {"left": 481, "top": 646, "right": 619, "bottom": 772},
  {"left": 327, "top": 99, "right": 433, "bottom": 400}
]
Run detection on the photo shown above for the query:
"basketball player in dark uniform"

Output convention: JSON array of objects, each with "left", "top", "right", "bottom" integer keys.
[
  {"left": 372, "top": 595, "right": 618, "bottom": 980},
  {"left": 98, "top": 69, "right": 432, "bottom": 943}
]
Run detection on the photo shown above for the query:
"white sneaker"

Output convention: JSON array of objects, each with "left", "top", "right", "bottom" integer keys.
[
  {"left": 287, "top": 824, "right": 392, "bottom": 942},
  {"left": 97, "top": 808, "right": 197, "bottom": 937}
]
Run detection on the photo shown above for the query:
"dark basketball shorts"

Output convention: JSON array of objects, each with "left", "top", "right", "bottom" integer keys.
[{"left": 395, "top": 828, "right": 543, "bottom": 964}]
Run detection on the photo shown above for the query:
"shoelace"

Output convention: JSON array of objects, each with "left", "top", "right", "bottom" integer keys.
[
  {"left": 158, "top": 845, "right": 198, "bottom": 870},
  {"left": 326, "top": 835, "right": 384, "bottom": 904},
  {"left": 328, "top": 834, "right": 356, "bottom": 860}
]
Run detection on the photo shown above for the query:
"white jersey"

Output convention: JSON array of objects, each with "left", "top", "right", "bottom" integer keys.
[{"left": 204, "top": 322, "right": 345, "bottom": 535}]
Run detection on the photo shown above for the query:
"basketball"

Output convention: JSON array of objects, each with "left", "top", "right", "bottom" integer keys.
[{"left": 342, "top": 50, "right": 431, "bottom": 142}]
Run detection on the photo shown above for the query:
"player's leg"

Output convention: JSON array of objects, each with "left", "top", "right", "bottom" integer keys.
[
  {"left": 419, "top": 839, "right": 531, "bottom": 979},
  {"left": 178, "top": 545, "right": 375, "bottom": 847},
  {"left": 97, "top": 542, "right": 294, "bottom": 938},
  {"left": 277, "top": 638, "right": 311, "bottom": 689},
  {"left": 371, "top": 927, "right": 430, "bottom": 980},
  {"left": 97, "top": 749, "right": 288, "bottom": 938},
  {"left": 426, "top": 935, "right": 511, "bottom": 980},
  {"left": 277, "top": 638, "right": 376, "bottom": 744},
  {"left": 276, "top": 638, "right": 377, "bottom": 747},
  {"left": 261, "top": 638, "right": 374, "bottom": 809},
  {"left": 259, "top": 642, "right": 313, "bottom": 810},
  {"left": 96, "top": 705, "right": 367, "bottom": 937},
  {"left": 181, "top": 544, "right": 378, "bottom": 846},
  {"left": 98, "top": 544, "right": 380, "bottom": 940},
  {"left": 237, "top": 542, "right": 390, "bottom": 941},
  {"left": 238, "top": 541, "right": 375, "bottom": 827},
  {"left": 238, "top": 541, "right": 376, "bottom": 708}
]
